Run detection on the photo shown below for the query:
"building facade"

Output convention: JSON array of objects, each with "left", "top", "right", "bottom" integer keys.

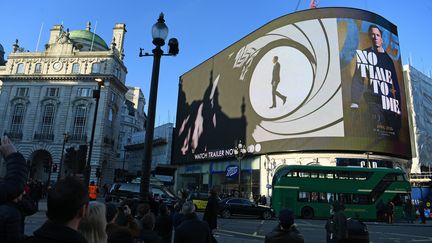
[
  {"left": 116, "top": 86, "right": 145, "bottom": 171},
  {"left": 123, "top": 123, "right": 175, "bottom": 184},
  {"left": 403, "top": 65, "right": 432, "bottom": 173},
  {"left": 0, "top": 22, "right": 128, "bottom": 186}
]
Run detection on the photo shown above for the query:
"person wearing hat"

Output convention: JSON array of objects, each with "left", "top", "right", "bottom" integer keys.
[{"left": 265, "top": 208, "right": 305, "bottom": 243}]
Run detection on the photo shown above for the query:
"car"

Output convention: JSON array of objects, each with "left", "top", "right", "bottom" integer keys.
[
  {"left": 187, "top": 192, "right": 218, "bottom": 211},
  {"left": 107, "top": 182, "right": 178, "bottom": 208},
  {"left": 219, "top": 197, "right": 274, "bottom": 220}
]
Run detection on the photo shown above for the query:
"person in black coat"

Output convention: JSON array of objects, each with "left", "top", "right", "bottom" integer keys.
[
  {"left": 0, "top": 135, "right": 28, "bottom": 204},
  {"left": 155, "top": 204, "right": 173, "bottom": 243},
  {"left": 0, "top": 191, "right": 26, "bottom": 243},
  {"left": 25, "top": 177, "right": 89, "bottom": 243},
  {"left": 203, "top": 189, "right": 219, "bottom": 231},
  {"left": 265, "top": 208, "right": 305, "bottom": 243},
  {"left": 174, "top": 201, "right": 212, "bottom": 243},
  {"left": 139, "top": 212, "right": 163, "bottom": 243}
]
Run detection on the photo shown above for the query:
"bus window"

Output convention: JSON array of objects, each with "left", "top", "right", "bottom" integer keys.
[
  {"left": 327, "top": 193, "right": 334, "bottom": 203},
  {"left": 396, "top": 174, "right": 404, "bottom": 181},
  {"left": 298, "top": 192, "right": 310, "bottom": 202},
  {"left": 383, "top": 174, "right": 396, "bottom": 182},
  {"left": 319, "top": 173, "right": 326, "bottom": 179},
  {"left": 311, "top": 192, "right": 319, "bottom": 202},
  {"left": 299, "top": 172, "right": 310, "bottom": 178},
  {"left": 337, "top": 172, "right": 349, "bottom": 180},
  {"left": 357, "top": 194, "right": 370, "bottom": 204},
  {"left": 292, "top": 171, "right": 298, "bottom": 177},
  {"left": 340, "top": 193, "right": 351, "bottom": 204},
  {"left": 326, "top": 173, "right": 334, "bottom": 179},
  {"left": 319, "top": 192, "right": 328, "bottom": 203},
  {"left": 353, "top": 172, "right": 369, "bottom": 180},
  {"left": 311, "top": 172, "right": 318, "bottom": 178}
]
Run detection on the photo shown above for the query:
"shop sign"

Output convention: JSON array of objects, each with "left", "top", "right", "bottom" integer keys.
[{"left": 225, "top": 165, "right": 239, "bottom": 178}]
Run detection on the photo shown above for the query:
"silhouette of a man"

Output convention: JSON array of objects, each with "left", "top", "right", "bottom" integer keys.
[{"left": 270, "top": 56, "right": 286, "bottom": 108}]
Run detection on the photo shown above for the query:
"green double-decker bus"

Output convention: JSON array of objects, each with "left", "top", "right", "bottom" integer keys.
[{"left": 271, "top": 165, "right": 411, "bottom": 220}]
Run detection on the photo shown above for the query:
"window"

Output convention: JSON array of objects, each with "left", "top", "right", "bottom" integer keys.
[
  {"left": 310, "top": 172, "right": 318, "bottom": 178},
  {"left": 91, "top": 62, "right": 101, "bottom": 73},
  {"left": 35, "top": 63, "right": 42, "bottom": 73},
  {"left": 72, "top": 105, "right": 87, "bottom": 139},
  {"left": 115, "top": 67, "right": 121, "bottom": 78},
  {"left": 10, "top": 104, "right": 25, "bottom": 135},
  {"left": 298, "top": 192, "right": 310, "bottom": 202},
  {"left": 336, "top": 172, "right": 349, "bottom": 180},
  {"left": 228, "top": 199, "right": 242, "bottom": 204},
  {"left": 77, "top": 88, "right": 92, "bottom": 97},
  {"left": 46, "top": 88, "right": 59, "bottom": 97},
  {"left": 299, "top": 172, "right": 310, "bottom": 178},
  {"left": 16, "top": 87, "right": 29, "bottom": 97},
  {"left": 111, "top": 92, "right": 117, "bottom": 103},
  {"left": 72, "top": 63, "right": 80, "bottom": 74},
  {"left": 108, "top": 109, "right": 113, "bottom": 125},
  {"left": 41, "top": 104, "right": 55, "bottom": 135},
  {"left": 16, "top": 63, "right": 25, "bottom": 74}
]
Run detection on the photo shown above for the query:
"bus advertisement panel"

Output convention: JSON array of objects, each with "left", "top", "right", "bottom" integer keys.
[{"left": 173, "top": 8, "right": 411, "bottom": 164}]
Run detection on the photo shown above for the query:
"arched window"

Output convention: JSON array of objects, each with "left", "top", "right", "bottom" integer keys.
[
  {"left": 72, "top": 63, "right": 80, "bottom": 74},
  {"left": 10, "top": 104, "right": 25, "bottom": 136},
  {"left": 72, "top": 105, "right": 87, "bottom": 139},
  {"left": 41, "top": 104, "right": 55, "bottom": 135},
  {"left": 16, "top": 63, "right": 25, "bottom": 74}
]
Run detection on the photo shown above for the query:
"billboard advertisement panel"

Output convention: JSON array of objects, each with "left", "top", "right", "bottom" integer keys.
[{"left": 174, "top": 8, "right": 411, "bottom": 163}]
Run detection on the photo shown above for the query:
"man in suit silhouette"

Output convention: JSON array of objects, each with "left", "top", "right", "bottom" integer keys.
[{"left": 270, "top": 56, "right": 287, "bottom": 108}]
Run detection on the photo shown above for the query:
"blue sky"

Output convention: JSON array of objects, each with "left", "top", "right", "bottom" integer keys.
[{"left": 1, "top": 0, "right": 431, "bottom": 126}]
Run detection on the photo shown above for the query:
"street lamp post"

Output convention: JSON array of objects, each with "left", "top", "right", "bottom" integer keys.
[
  {"left": 264, "top": 156, "right": 277, "bottom": 203},
  {"left": 365, "top": 152, "right": 372, "bottom": 168},
  {"left": 85, "top": 78, "right": 104, "bottom": 186},
  {"left": 139, "top": 13, "right": 179, "bottom": 201},
  {"left": 57, "top": 132, "right": 69, "bottom": 181},
  {"left": 233, "top": 141, "right": 247, "bottom": 197}
]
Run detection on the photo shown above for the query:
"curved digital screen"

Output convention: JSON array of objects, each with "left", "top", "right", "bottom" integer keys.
[{"left": 174, "top": 8, "right": 411, "bottom": 163}]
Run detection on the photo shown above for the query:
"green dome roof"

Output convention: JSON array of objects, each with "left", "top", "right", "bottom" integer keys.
[{"left": 69, "top": 30, "right": 108, "bottom": 49}]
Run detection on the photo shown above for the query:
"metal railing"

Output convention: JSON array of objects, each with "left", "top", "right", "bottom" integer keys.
[
  {"left": 6, "top": 132, "right": 23, "bottom": 139},
  {"left": 69, "top": 134, "right": 87, "bottom": 142}
]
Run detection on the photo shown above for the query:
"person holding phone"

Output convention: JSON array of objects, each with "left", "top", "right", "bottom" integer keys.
[{"left": 0, "top": 135, "right": 28, "bottom": 203}]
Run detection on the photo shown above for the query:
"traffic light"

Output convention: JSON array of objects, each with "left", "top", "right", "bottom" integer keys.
[
  {"left": 168, "top": 38, "right": 179, "bottom": 55},
  {"left": 96, "top": 168, "right": 101, "bottom": 178},
  {"left": 64, "top": 147, "right": 76, "bottom": 168}
]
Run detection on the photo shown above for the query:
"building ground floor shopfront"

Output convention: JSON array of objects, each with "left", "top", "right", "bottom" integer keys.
[{"left": 174, "top": 152, "right": 410, "bottom": 200}]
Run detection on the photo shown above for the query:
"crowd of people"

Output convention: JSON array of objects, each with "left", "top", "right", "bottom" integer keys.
[{"left": 0, "top": 134, "right": 428, "bottom": 243}]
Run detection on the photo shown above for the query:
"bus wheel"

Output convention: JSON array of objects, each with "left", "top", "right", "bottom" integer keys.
[
  {"left": 262, "top": 211, "right": 273, "bottom": 220},
  {"left": 301, "top": 207, "right": 314, "bottom": 219},
  {"left": 221, "top": 209, "right": 231, "bottom": 218}
]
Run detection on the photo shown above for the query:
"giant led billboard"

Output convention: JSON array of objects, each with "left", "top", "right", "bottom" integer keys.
[{"left": 174, "top": 8, "right": 411, "bottom": 163}]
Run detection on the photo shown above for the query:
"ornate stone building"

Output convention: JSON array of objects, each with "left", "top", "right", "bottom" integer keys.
[{"left": 0, "top": 22, "right": 128, "bottom": 186}]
